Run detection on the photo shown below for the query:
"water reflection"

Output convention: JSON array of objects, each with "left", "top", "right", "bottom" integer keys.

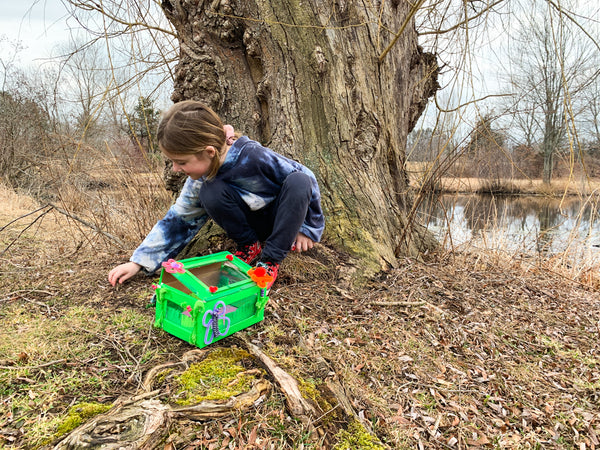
[{"left": 416, "top": 194, "right": 600, "bottom": 264}]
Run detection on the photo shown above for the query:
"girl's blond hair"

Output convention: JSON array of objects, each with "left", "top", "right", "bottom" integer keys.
[{"left": 157, "top": 101, "right": 226, "bottom": 179}]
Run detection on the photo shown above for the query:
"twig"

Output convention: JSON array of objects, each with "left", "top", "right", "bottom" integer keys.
[
  {"left": 0, "top": 202, "right": 125, "bottom": 255},
  {"left": 379, "top": 0, "right": 426, "bottom": 62},
  {"left": 18, "top": 297, "right": 52, "bottom": 315},
  {"left": 310, "top": 403, "right": 340, "bottom": 425},
  {"left": 373, "top": 300, "right": 426, "bottom": 307},
  {"left": 48, "top": 203, "right": 126, "bottom": 248},
  {"left": 0, "top": 289, "right": 55, "bottom": 302},
  {"left": 0, "top": 207, "right": 53, "bottom": 257},
  {"left": 0, "top": 359, "right": 67, "bottom": 370},
  {"left": 0, "top": 205, "right": 51, "bottom": 233}
]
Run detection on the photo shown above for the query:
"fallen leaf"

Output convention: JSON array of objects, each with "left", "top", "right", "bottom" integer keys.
[
  {"left": 248, "top": 425, "right": 258, "bottom": 445},
  {"left": 467, "top": 435, "right": 490, "bottom": 446}
]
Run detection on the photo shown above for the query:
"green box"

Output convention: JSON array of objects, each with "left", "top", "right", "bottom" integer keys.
[{"left": 153, "top": 252, "right": 269, "bottom": 348}]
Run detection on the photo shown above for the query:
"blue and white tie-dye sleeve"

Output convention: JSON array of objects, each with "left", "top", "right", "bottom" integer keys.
[{"left": 130, "top": 177, "right": 208, "bottom": 273}]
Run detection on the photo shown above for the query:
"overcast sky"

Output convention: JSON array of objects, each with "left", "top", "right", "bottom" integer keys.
[{"left": 0, "top": 0, "right": 71, "bottom": 66}]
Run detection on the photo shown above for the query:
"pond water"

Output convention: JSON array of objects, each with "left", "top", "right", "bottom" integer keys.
[{"left": 416, "top": 193, "right": 600, "bottom": 267}]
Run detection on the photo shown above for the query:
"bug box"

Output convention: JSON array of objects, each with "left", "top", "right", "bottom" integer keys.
[{"left": 153, "top": 252, "right": 271, "bottom": 348}]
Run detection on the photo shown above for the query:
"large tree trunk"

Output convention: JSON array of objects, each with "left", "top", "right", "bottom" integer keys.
[{"left": 160, "top": 0, "right": 439, "bottom": 273}]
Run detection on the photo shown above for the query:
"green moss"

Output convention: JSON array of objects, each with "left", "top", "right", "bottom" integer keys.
[
  {"left": 55, "top": 402, "right": 112, "bottom": 437},
  {"left": 155, "top": 368, "right": 173, "bottom": 385},
  {"left": 332, "top": 420, "right": 386, "bottom": 450},
  {"left": 298, "top": 378, "right": 332, "bottom": 411},
  {"left": 297, "top": 378, "right": 347, "bottom": 427},
  {"left": 174, "top": 347, "right": 258, "bottom": 405}
]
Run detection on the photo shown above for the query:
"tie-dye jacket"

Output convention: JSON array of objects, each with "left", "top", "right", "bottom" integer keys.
[{"left": 130, "top": 136, "right": 325, "bottom": 273}]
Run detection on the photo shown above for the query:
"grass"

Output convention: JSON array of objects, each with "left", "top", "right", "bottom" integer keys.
[
  {"left": 0, "top": 180, "right": 187, "bottom": 447},
  {"left": 0, "top": 292, "right": 179, "bottom": 446}
]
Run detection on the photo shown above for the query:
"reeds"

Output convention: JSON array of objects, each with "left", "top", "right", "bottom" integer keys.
[{"left": 2, "top": 134, "right": 172, "bottom": 254}]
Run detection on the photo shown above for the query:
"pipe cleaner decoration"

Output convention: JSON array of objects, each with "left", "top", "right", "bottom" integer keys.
[
  {"left": 201, "top": 301, "right": 232, "bottom": 345},
  {"left": 182, "top": 305, "right": 192, "bottom": 317},
  {"left": 161, "top": 259, "right": 185, "bottom": 274},
  {"left": 247, "top": 266, "right": 274, "bottom": 289}
]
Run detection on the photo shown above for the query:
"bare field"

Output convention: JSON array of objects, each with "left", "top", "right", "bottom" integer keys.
[{"left": 406, "top": 162, "right": 600, "bottom": 196}]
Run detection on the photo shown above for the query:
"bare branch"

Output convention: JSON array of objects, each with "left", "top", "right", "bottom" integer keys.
[
  {"left": 63, "top": 0, "right": 177, "bottom": 38},
  {"left": 418, "top": 0, "right": 506, "bottom": 36},
  {"left": 379, "top": 0, "right": 426, "bottom": 62}
]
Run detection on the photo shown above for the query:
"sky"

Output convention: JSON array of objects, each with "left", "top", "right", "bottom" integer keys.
[{"left": 0, "top": 0, "right": 72, "bottom": 67}]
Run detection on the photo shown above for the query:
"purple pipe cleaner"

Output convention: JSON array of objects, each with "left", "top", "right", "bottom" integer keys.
[{"left": 201, "top": 300, "right": 231, "bottom": 345}]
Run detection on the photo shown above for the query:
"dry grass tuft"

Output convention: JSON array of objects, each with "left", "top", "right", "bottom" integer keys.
[{"left": 0, "top": 184, "right": 38, "bottom": 214}]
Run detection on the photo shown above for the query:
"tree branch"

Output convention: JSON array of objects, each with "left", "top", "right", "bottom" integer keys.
[
  {"left": 48, "top": 203, "right": 126, "bottom": 248},
  {"left": 379, "top": 0, "right": 426, "bottom": 62},
  {"left": 418, "top": 0, "right": 506, "bottom": 36}
]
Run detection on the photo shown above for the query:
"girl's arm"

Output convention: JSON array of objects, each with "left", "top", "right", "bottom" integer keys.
[{"left": 129, "top": 178, "right": 209, "bottom": 274}]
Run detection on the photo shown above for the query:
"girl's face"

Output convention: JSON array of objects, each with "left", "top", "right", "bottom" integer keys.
[{"left": 163, "top": 148, "right": 215, "bottom": 180}]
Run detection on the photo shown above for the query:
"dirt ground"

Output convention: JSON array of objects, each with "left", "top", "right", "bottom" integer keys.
[{"left": 1, "top": 185, "right": 600, "bottom": 449}]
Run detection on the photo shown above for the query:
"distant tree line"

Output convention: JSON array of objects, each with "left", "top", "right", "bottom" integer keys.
[
  {"left": 408, "top": 114, "right": 600, "bottom": 183},
  {"left": 0, "top": 35, "right": 166, "bottom": 192}
]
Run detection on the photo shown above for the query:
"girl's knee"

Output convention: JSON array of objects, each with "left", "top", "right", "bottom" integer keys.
[
  {"left": 199, "top": 179, "right": 232, "bottom": 210},
  {"left": 284, "top": 172, "right": 312, "bottom": 196}
]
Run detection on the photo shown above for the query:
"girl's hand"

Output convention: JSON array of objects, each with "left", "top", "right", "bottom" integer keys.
[
  {"left": 292, "top": 232, "right": 314, "bottom": 253},
  {"left": 224, "top": 124, "right": 235, "bottom": 146},
  {"left": 108, "top": 262, "right": 142, "bottom": 286}
]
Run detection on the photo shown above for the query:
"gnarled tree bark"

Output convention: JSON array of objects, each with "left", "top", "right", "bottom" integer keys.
[{"left": 160, "top": 0, "right": 439, "bottom": 273}]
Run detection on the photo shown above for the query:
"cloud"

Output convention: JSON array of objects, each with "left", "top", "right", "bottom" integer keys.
[{"left": 0, "top": 0, "right": 70, "bottom": 64}]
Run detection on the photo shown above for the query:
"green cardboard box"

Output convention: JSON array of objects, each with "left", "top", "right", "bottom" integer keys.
[{"left": 153, "top": 252, "right": 269, "bottom": 348}]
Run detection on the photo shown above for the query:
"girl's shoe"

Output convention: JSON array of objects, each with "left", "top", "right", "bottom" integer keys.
[{"left": 234, "top": 241, "right": 262, "bottom": 264}]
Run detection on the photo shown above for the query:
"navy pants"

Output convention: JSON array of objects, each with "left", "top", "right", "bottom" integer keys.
[{"left": 199, "top": 172, "right": 312, "bottom": 263}]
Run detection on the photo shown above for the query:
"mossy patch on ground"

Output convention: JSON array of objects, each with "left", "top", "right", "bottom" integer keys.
[
  {"left": 332, "top": 420, "right": 385, "bottom": 450},
  {"left": 55, "top": 402, "right": 113, "bottom": 437},
  {"left": 174, "top": 347, "right": 259, "bottom": 405}
]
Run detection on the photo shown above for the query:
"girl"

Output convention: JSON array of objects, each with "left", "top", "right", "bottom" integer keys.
[{"left": 108, "top": 101, "right": 324, "bottom": 289}]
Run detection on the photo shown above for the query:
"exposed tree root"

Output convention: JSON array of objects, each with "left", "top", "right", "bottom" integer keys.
[
  {"left": 53, "top": 347, "right": 271, "bottom": 449},
  {"left": 53, "top": 337, "right": 386, "bottom": 449}
]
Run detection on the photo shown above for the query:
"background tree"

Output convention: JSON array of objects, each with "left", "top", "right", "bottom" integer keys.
[
  {"left": 0, "top": 88, "right": 50, "bottom": 189},
  {"left": 508, "top": 0, "right": 598, "bottom": 184},
  {"left": 127, "top": 95, "right": 161, "bottom": 153},
  {"left": 463, "top": 114, "right": 510, "bottom": 180},
  {"left": 0, "top": 40, "right": 54, "bottom": 191},
  {"left": 407, "top": 128, "right": 456, "bottom": 164},
  {"left": 57, "top": 40, "right": 114, "bottom": 141},
  {"left": 579, "top": 71, "right": 600, "bottom": 158}
]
